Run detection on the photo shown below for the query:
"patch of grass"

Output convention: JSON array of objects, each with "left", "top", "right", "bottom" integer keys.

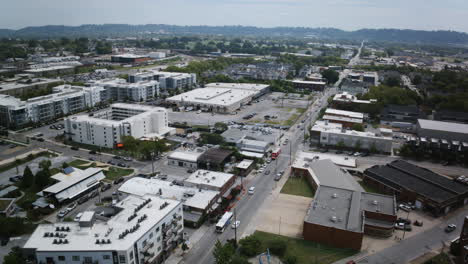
[
  {"left": 424, "top": 252, "right": 451, "bottom": 264},
  {"left": 284, "top": 113, "right": 300, "bottom": 126},
  {"left": 296, "top": 108, "right": 307, "bottom": 114},
  {"left": 252, "top": 231, "right": 356, "bottom": 264},
  {"left": 103, "top": 167, "right": 134, "bottom": 181},
  {"left": 280, "top": 176, "right": 315, "bottom": 198},
  {"left": 68, "top": 159, "right": 91, "bottom": 169},
  {"left": 0, "top": 199, "right": 12, "bottom": 211},
  {"left": 0, "top": 151, "right": 56, "bottom": 174},
  {"left": 358, "top": 181, "right": 386, "bottom": 195},
  {"left": 16, "top": 190, "right": 38, "bottom": 210}
]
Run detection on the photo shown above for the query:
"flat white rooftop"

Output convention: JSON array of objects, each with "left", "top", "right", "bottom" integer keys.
[
  {"left": 325, "top": 108, "right": 364, "bottom": 119},
  {"left": 168, "top": 151, "right": 203, "bottom": 163},
  {"left": 292, "top": 80, "right": 326, "bottom": 85},
  {"left": 236, "top": 159, "right": 254, "bottom": 170},
  {"left": 118, "top": 177, "right": 218, "bottom": 210},
  {"left": 204, "top": 83, "right": 269, "bottom": 92},
  {"left": 294, "top": 151, "right": 356, "bottom": 168},
  {"left": 312, "top": 121, "right": 392, "bottom": 141},
  {"left": 185, "top": 170, "right": 234, "bottom": 189},
  {"left": 24, "top": 194, "right": 180, "bottom": 252},
  {"left": 167, "top": 87, "right": 257, "bottom": 107},
  {"left": 418, "top": 119, "right": 468, "bottom": 135}
]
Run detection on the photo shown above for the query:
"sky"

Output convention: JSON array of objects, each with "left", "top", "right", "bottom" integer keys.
[{"left": 2, "top": 0, "right": 468, "bottom": 32}]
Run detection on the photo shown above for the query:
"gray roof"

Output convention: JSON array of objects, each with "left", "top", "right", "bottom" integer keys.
[
  {"left": 221, "top": 128, "right": 245, "bottom": 143},
  {"left": 307, "top": 159, "right": 364, "bottom": 191},
  {"left": 306, "top": 186, "right": 363, "bottom": 232},
  {"left": 418, "top": 119, "right": 468, "bottom": 135}
]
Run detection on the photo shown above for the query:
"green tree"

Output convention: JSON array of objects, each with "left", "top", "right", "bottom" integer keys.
[
  {"left": 230, "top": 255, "right": 250, "bottom": 264},
  {"left": 200, "top": 133, "right": 225, "bottom": 145},
  {"left": 383, "top": 76, "right": 401, "bottom": 87},
  {"left": 62, "top": 162, "right": 69, "bottom": 169},
  {"left": 283, "top": 254, "right": 298, "bottom": 264},
  {"left": 268, "top": 239, "right": 287, "bottom": 257},
  {"left": 412, "top": 75, "right": 422, "bottom": 85},
  {"left": 34, "top": 170, "right": 51, "bottom": 189},
  {"left": 370, "top": 142, "right": 378, "bottom": 153},
  {"left": 321, "top": 69, "right": 339, "bottom": 84},
  {"left": 214, "top": 122, "right": 228, "bottom": 132},
  {"left": 3, "top": 246, "right": 26, "bottom": 264},
  {"left": 239, "top": 234, "right": 262, "bottom": 257},
  {"left": 337, "top": 139, "right": 346, "bottom": 149},
  {"left": 352, "top": 123, "right": 364, "bottom": 132},
  {"left": 21, "top": 166, "right": 34, "bottom": 188},
  {"left": 213, "top": 240, "right": 235, "bottom": 264}
]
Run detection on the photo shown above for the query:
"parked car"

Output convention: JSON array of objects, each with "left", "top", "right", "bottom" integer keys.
[
  {"left": 88, "top": 190, "right": 99, "bottom": 198},
  {"left": 37, "top": 138, "right": 45, "bottom": 142},
  {"left": 107, "top": 160, "right": 115, "bottom": 165},
  {"left": 57, "top": 209, "right": 69, "bottom": 218},
  {"left": 397, "top": 218, "right": 411, "bottom": 225},
  {"left": 66, "top": 203, "right": 77, "bottom": 212},
  {"left": 264, "top": 170, "right": 270, "bottom": 175},
  {"left": 74, "top": 212, "right": 83, "bottom": 222},
  {"left": 413, "top": 220, "right": 424, "bottom": 227},
  {"left": 159, "top": 174, "right": 168, "bottom": 180},
  {"left": 70, "top": 146, "right": 79, "bottom": 151},
  {"left": 113, "top": 177, "right": 125, "bottom": 185},
  {"left": 445, "top": 224, "right": 457, "bottom": 233},
  {"left": 101, "top": 183, "right": 112, "bottom": 192},
  {"left": 122, "top": 157, "right": 132, "bottom": 162},
  {"left": 398, "top": 204, "right": 411, "bottom": 212},
  {"left": 9, "top": 175, "right": 23, "bottom": 183},
  {"left": 89, "top": 150, "right": 97, "bottom": 155},
  {"left": 248, "top": 187, "right": 255, "bottom": 195},
  {"left": 395, "top": 222, "right": 412, "bottom": 231},
  {"left": 114, "top": 155, "right": 122, "bottom": 160},
  {"left": 117, "top": 162, "right": 127, "bottom": 168},
  {"left": 77, "top": 196, "right": 88, "bottom": 204}
]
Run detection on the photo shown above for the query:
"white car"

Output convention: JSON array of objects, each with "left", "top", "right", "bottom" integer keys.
[
  {"left": 74, "top": 212, "right": 83, "bottom": 222},
  {"left": 248, "top": 187, "right": 255, "bottom": 195},
  {"left": 231, "top": 221, "right": 240, "bottom": 229},
  {"left": 258, "top": 168, "right": 264, "bottom": 173},
  {"left": 57, "top": 209, "right": 69, "bottom": 218},
  {"left": 66, "top": 202, "right": 77, "bottom": 212}
]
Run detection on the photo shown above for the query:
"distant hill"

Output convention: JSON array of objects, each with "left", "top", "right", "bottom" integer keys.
[{"left": 1, "top": 24, "right": 468, "bottom": 45}]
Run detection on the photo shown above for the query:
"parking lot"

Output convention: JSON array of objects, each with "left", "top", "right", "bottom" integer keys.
[{"left": 169, "top": 92, "right": 312, "bottom": 126}]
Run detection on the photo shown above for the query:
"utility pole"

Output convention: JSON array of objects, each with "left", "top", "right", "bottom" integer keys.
[
  {"left": 402, "top": 209, "right": 410, "bottom": 239},
  {"left": 234, "top": 208, "right": 238, "bottom": 246}
]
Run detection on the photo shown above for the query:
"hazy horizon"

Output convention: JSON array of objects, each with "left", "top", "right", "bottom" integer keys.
[{"left": 2, "top": 0, "right": 468, "bottom": 33}]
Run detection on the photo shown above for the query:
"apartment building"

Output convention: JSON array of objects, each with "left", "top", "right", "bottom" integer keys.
[
  {"left": 129, "top": 71, "right": 196, "bottom": 91},
  {"left": 65, "top": 103, "right": 175, "bottom": 148},
  {"left": 90, "top": 79, "right": 159, "bottom": 102},
  {"left": 0, "top": 85, "right": 105, "bottom": 129},
  {"left": 23, "top": 195, "right": 184, "bottom": 264}
]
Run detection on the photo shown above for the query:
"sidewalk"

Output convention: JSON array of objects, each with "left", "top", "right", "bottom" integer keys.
[{"left": 165, "top": 224, "right": 210, "bottom": 264}]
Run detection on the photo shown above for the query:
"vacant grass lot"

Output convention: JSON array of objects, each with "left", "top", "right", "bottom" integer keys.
[
  {"left": 253, "top": 231, "right": 356, "bottom": 264},
  {"left": 68, "top": 160, "right": 134, "bottom": 181},
  {"left": 280, "top": 176, "right": 315, "bottom": 198}
]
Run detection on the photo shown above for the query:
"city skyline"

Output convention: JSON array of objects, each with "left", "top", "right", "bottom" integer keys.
[{"left": 1, "top": 0, "right": 468, "bottom": 32}]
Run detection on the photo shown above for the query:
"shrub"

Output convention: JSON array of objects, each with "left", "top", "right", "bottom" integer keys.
[
  {"left": 268, "top": 239, "right": 287, "bottom": 257},
  {"left": 282, "top": 254, "right": 298, "bottom": 264},
  {"left": 239, "top": 235, "right": 262, "bottom": 257}
]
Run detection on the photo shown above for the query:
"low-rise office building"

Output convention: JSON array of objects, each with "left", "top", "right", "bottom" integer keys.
[
  {"left": 119, "top": 177, "right": 218, "bottom": 227},
  {"left": 0, "top": 85, "right": 105, "bottom": 129},
  {"left": 23, "top": 194, "right": 184, "bottom": 264},
  {"left": 167, "top": 150, "right": 204, "bottom": 169},
  {"left": 311, "top": 121, "right": 393, "bottom": 153},
  {"left": 65, "top": 103, "right": 175, "bottom": 148},
  {"left": 235, "top": 159, "right": 255, "bottom": 177},
  {"left": 291, "top": 80, "right": 326, "bottom": 92},
  {"left": 380, "top": 104, "right": 423, "bottom": 128},
  {"left": 333, "top": 92, "right": 377, "bottom": 105},
  {"left": 197, "top": 148, "right": 234, "bottom": 170},
  {"left": 0, "top": 77, "right": 63, "bottom": 97},
  {"left": 323, "top": 108, "right": 364, "bottom": 128},
  {"left": 111, "top": 54, "right": 150, "bottom": 64},
  {"left": 364, "top": 160, "right": 468, "bottom": 216},
  {"left": 184, "top": 170, "right": 236, "bottom": 197}
]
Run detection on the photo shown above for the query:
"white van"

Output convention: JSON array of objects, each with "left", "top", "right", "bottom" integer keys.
[
  {"left": 74, "top": 212, "right": 83, "bottom": 222},
  {"left": 248, "top": 187, "right": 255, "bottom": 195}
]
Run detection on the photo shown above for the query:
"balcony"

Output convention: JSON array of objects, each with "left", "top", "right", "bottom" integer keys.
[{"left": 140, "top": 242, "right": 155, "bottom": 253}]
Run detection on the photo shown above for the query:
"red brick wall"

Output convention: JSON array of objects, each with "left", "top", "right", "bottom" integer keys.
[{"left": 303, "top": 221, "right": 363, "bottom": 251}]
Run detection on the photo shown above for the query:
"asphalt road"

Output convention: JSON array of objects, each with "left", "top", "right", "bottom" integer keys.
[{"left": 181, "top": 86, "right": 336, "bottom": 264}]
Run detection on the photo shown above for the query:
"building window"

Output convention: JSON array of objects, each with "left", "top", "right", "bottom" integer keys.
[
  {"left": 103, "top": 255, "right": 111, "bottom": 260},
  {"left": 158, "top": 246, "right": 162, "bottom": 252},
  {"left": 119, "top": 255, "right": 126, "bottom": 263},
  {"left": 156, "top": 227, "right": 160, "bottom": 232},
  {"left": 130, "top": 251, "right": 134, "bottom": 260},
  {"left": 58, "top": 256, "right": 66, "bottom": 261},
  {"left": 84, "top": 257, "right": 92, "bottom": 263},
  {"left": 149, "top": 232, "right": 153, "bottom": 239},
  {"left": 72, "top": 256, "right": 80, "bottom": 261},
  {"left": 157, "top": 236, "right": 161, "bottom": 242}
]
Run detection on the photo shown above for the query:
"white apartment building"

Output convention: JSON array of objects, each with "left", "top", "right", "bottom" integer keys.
[
  {"left": 23, "top": 194, "right": 184, "bottom": 264},
  {"left": 311, "top": 121, "right": 393, "bottom": 153},
  {"left": 90, "top": 78, "right": 160, "bottom": 102},
  {"left": 0, "top": 85, "right": 105, "bottom": 129},
  {"left": 65, "top": 103, "right": 175, "bottom": 148},
  {"left": 129, "top": 71, "right": 196, "bottom": 91}
]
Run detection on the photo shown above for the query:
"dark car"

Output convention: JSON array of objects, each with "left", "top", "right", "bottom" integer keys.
[
  {"left": 413, "top": 220, "right": 423, "bottom": 227},
  {"left": 77, "top": 196, "right": 88, "bottom": 204},
  {"left": 37, "top": 138, "right": 45, "bottom": 142},
  {"left": 264, "top": 170, "right": 270, "bottom": 175},
  {"left": 159, "top": 174, "right": 168, "bottom": 180},
  {"left": 445, "top": 224, "right": 457, "bottom": 233},
  {"left": 113, "top": 177, "right": 125, "bottom": 185},
  {"left": 107, "top": 160, "right": 115, "bottom": 165},
  {"left": 9, "top": 175, "right": 23, "bottom": 183},
  {"left": 70, "top": 146, "right": 79, "bottom": 151},
  {"left": 114, "top": 155, "right": 122, "bottom": 160},
  {"left": 89, "top": 150, "right": 97, "bottom": 155},
  {"left": 101, "top": 183, "right": 112, "bottom": 192},
  {"left": 117, "top": 163, "right": 127, "bottom": 168}
]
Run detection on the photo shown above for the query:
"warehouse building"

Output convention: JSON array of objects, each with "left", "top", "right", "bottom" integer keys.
[
  {"left": 41, "top": 167, "right": 105, "bottom": 203},
  {"left": 167, "top": 150, "right": 204, "bottom": 169},
  {"left": 363, "top": 160, "right": 468, "bottom": 216},
  {"left": 111, "top": 54, "right": 150, "bottom": 64},
  {"left": 166, "top": 83, "right": 269, "bottom": 113},
  {"left": 0, "top": 85, "right": 105, "bottom": 129},
  {"left": 184, "top": 170, "right": 236, "bottom": 197},
  {"left": 293, "top": 159, "right": 397, "bottom": 250},
  {"left": 333, "top": 92, "right": 377, "bottom": 105},
  {"left": 416, "top": 119, "right": 468, "bottom": 143},
  {"left": 65, "top": 103, "right": 175, "bottom": 148},
  {"left": 119, "top": 177, "right": 218, "bottom": 227},
  {"left": 311, "top": 121, "right": 393, "bottom": 153},
  {"left": 23, "top": 194, "right": 183, "bottom": 264}
]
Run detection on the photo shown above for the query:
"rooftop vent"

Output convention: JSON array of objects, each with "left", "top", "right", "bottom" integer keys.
[
  {"left": 332, "top": 193, "right": 338, "bottom": 198},
  {"left": 330, "top": 216, "right": 337, "bottom": 222},
  {"left": 372, "top": 200, "right": 379, "bottom": 205}
]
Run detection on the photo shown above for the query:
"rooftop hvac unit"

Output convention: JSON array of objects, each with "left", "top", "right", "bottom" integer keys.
[
  {"left": 332, "top": 193, "right": 338, "bottom": 198},
  {"left": 330, "top": 216, "right": 337, "bottom": 222},
  {"left": 372, "top": 200, "right": 379, "bottom": 205}
]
